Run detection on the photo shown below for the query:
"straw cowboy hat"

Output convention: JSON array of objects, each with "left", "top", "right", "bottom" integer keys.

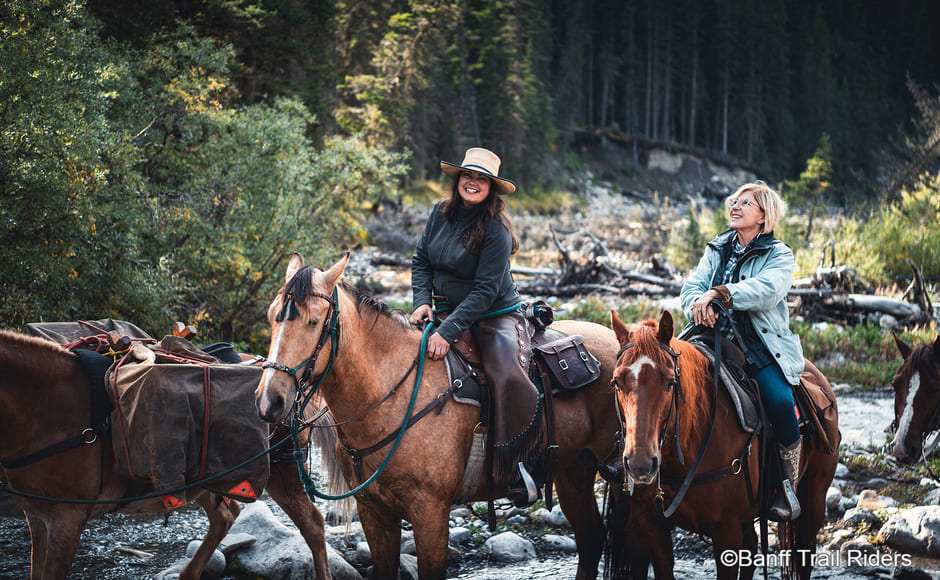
[{"left": 440, "top": 147, "right": 516, "bottom": 195}]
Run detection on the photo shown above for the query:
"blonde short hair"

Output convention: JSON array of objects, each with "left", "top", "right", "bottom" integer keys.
[{"left": 727, "top": 181, "right": 786, "bottom": 234}]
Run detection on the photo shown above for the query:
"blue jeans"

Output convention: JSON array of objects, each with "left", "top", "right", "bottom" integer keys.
[{"left": 747, "top": 363, "right": 800, "bottom": 446}]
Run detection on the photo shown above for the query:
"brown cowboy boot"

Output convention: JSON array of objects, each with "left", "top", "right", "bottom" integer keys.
[{"left": 769, "top": 438, "right": 802, "bottom": 521}]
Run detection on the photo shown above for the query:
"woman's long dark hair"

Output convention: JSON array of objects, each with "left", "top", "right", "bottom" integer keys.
[{"left": 442, "top": 180, "right": 520, "bottom": 255}]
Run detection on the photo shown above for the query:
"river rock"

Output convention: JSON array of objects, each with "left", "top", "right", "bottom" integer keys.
[
  {"left": 484, "top": 531, "right": 536, "bottom": 563},
  {"left": 227, "top": 501, "right": 361, "bottom": 579},
  {"left": 218, "top": 532, "right": 256, "bottom": 555},
  {"left": 530, "top": 504, "right": 570, "bottom": 527},
  {"left": 857, "top": 489, "right": 888, "bottom": 510},
  {"left": 842, "top": 507, "right": 882, "bottom": 530},
  {"left": 449, "top": 526, "right": 472, "bottom": 545},
  {"left": 878, "top": 506, "right": 940, "bottom": 557},
  {"left": 826, "top": 486, "right": 843, "bottom": 512},
  {"left": 541, "top": 533, "right": 578, "bottom": 552},
  {"left": 184, "top": 540, "right": 226, "bottom": 578}
]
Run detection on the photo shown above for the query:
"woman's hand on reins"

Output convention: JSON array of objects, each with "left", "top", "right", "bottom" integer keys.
[
  {"left": 410, "top": 303, "right": 433, "bottom": 325},
  {"left": 426, "top": 332, "right": 450, "bottom": 361},
  {"left": 691, "top": 289, "right": 721, "bottom": 327}
]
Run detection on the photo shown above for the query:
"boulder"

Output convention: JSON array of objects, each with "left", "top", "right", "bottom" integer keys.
[
  {"left": 227, "top": 501, "right": 360, "bottom": 579},
  {"left": 878, "top": 506, "right": 940, "bottom": 557}
]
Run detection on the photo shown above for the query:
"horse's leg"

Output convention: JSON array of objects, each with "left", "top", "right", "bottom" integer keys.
[
  {"left": 408, "top": 499, "right": 451, "bottom": 580},
  {"left": 709, "top": 524, "right": 744, "bottom": 580},
  {"left": 792, "top": 459, "right": 829, "bottom": 580},
  {"left": 553, "top": 454, "right": 605, "bottom": 580},
  {"left": 178, "top": 493, "right": 239, "bottom": 580},
  {"left": 357, "top": 500, "right": 403, "bottom": 579},
  {"left": 265, "top": 461, "right": 331, "bottom": 579},
  {"left": 25, "top": 507, "right": 87, "bottom": 580},
  {"left": 739, "top": 520, "right": 758, "bottom": 580}
]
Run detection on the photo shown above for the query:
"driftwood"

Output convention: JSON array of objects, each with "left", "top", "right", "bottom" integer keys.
[
  {"left": 789, "top": 256, "right": 935, "bottom": 327},
  {"left": 513, "top": 224, "right": 684, "bottom": 297}
]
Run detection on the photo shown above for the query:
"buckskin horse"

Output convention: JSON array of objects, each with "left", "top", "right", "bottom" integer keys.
[
  {"left": 608, "top": 310, "right": 840, "bottom": 580},
  {"left": 889, "top": 333, "right": 940, "bottom": 463},
  {"left": 254, "top": 252, "right": 626, "bottom": 580},
  {"left": 0, "top": 328, "right": 332, "bottom": 580}
]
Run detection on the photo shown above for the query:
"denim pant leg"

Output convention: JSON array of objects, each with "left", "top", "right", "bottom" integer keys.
[{"left": 748, "top": 363, "right": 800, "bottom": 446}]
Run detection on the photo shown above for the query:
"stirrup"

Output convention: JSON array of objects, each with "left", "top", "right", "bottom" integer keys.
[
  {"left": 769, "top": 479, "right": 801, "bottom": 521},
  {"left": 507, "top": 462, "right": 539, "bottom": 507}
]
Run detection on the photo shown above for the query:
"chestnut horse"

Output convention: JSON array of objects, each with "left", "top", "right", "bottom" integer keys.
[
  {"left": 0, "top": 328, "right": 332, "bottom": 580},
  {"left": 254, "top": 252, "right": 625, "bottom": 580},
  {"left": 609, "top": 310, "right": 840, "bottom": 580},
  {"left": 889, "top": 333, "right": 940, "bottom": 463}
]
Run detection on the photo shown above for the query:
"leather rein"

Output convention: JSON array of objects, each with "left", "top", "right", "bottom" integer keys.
[{"left": 615, "top": 306, "right": 755, "bottom": 518}]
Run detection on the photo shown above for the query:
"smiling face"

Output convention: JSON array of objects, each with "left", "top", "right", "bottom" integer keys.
[
  {"left": 457, "top": 170, "right": 492, "bottom": 206},
  {"left": 727, "top": 192, "right": 765, "bottom": 233}
]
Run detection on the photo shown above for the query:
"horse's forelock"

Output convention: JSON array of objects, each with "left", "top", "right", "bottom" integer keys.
[{"left": 629, "top": 322, "right": 674, "bottom": 368}]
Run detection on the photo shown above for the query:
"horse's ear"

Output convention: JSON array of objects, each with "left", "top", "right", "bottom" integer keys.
[
  {"left": 893, "top": 331, "right": 912, "bottom": 360},
  {"left": 658, "top": 310, "right": 674, "bottom": 344},
  {"left": 286, "top": 252, "right": 305, "bottom": 283},
  {"left": 321, "top": 251, "right": 351, "bottom": 289},
  {"left": 610, "top": 309, "right": 630, "bottom": 346}
]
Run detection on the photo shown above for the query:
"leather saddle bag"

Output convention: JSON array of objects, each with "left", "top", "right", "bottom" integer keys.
[{"left": 533, "top": 334, "right": 600, "bottom": 392}]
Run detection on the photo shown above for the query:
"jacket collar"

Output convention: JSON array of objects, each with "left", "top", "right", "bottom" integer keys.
[{"left": 707, "top": 229, "right": 776, "bottom": 253}]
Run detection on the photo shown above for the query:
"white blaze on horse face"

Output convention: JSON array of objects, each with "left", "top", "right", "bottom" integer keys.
[
  {"left": 624, "top": 355, "right": 656, "bottom": 385},
  {"left": 258, "top": 322, "right": 286, "bottom": 415},
  {"left": 893, "top": 371, "right": 921, "bottom": 454}
]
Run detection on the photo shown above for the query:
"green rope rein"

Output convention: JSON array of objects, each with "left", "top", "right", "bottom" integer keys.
[
  {"left": 292, "top": 321, "right": 433, "bottom": 501},
  {"left": 0, "top": 435, "right": 292, "bottom": 505}
]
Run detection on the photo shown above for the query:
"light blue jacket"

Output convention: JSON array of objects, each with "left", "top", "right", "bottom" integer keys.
[{"left": 680, "top": 230, "right": 804, "bottom": 385}]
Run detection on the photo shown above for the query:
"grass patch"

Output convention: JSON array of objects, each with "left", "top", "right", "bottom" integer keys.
[{"left": 795, "top": 320, "right": 936, "bottom": 391}]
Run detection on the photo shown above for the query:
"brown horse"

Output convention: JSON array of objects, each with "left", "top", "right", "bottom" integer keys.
[
  {"left": 609, "top": 310, "right": 840, "bottom": 580},
  {"left": 0, "top": 328, "right": 332, "bottom": 580},
  {"left": 254, "top": 252, "right": 625, "bottom": 580},
  {"left": 889, "top": 333, "right": 940, "bottom": 463}
]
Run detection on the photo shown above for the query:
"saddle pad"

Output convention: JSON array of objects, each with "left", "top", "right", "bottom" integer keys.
[
  {"left": 692, "top": 344, "right": 761, "bottom": 433},
  {"left": 106, "top": 348, "right": 269, "bottom": 502}
]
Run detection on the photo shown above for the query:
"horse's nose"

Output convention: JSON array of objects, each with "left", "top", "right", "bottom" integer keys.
[
  {"left": 256, "top": 391, "right": 285, "bottom": 423},
  {"left": 893, "top": 441, "right": 918, "bottom": 464},
  {"left": 625, "top": 454, "right": 659, "bottom": 485}
]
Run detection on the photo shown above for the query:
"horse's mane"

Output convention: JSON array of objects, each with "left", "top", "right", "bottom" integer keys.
[
  {"left": 627, "top": 320, "right": 711, "bottom": 434},
  {"left": 285, "top": 265, "right": 412, "bottom": 330},
  {"left": 0, "top": 329, "right": 76, "bottom": 379}
]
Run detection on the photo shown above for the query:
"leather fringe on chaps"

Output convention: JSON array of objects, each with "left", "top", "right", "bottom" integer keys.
[{"left": 489, "top": 403, "right": 543, "bottom": 486}]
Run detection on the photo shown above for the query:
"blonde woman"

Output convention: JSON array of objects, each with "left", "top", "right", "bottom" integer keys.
[{"left": 680, "top": 182, "right": 804, "bottom": 521}]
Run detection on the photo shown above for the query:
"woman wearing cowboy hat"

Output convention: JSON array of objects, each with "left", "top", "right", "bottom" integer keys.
[{"left": 410, "top": 147, "right": 540, "bottom": 506}]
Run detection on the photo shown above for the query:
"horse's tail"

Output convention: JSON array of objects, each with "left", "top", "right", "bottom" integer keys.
[
  {"left": 777, "top": 520, "right": 798, "bottom": 580},
  {"left": 310, "top": 411, "right": 357, "bottom": 524},
  {"left": 602, "top": 484, "right": 633, "bottom": 580}
]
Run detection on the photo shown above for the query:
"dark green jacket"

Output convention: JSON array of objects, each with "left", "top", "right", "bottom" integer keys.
[{"left": 412, "top": 201, "right": 521, "bottom": 343}]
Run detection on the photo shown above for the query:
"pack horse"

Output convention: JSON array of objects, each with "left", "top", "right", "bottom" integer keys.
[{"left": 0, "top": 328, "right": 332, "bottom": 580}]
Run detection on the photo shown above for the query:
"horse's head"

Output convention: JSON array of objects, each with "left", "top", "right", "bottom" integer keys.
[
  {"left": 889, "top": 332, "right": 940, "bottom": 463},
  {"left": 610, "top": 309, "right": 678, "bottom": 484},
  {"left": 255, "top": 252, "right": 349, "bottom": 423}
]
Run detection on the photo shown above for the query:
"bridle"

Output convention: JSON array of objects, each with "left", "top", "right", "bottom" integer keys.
[
  {"left": 613, "top": 338, "right": 686, "bottom": 488},
  {"left": 261, "top": 286, "right": 340, "bottom": 406},
  {"left": 614, "top": 314, "right": 740, "bottom": 518}
]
